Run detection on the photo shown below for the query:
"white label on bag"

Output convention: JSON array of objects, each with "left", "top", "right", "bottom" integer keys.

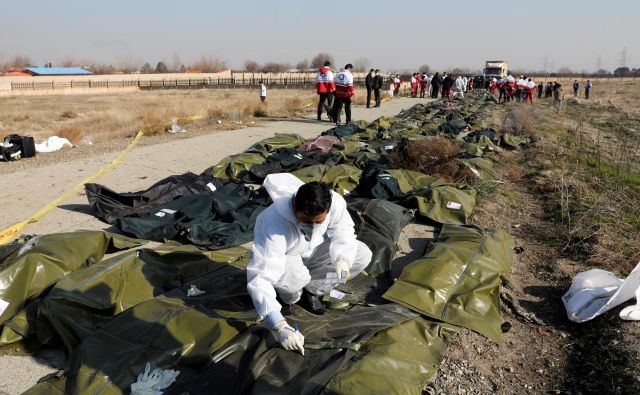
[
  {"left": 329, "top": 290, "right": 346, "bottom": 300},
  {"left": 446, "top": 201, "right": 462, "bottom": 210},
  {"left": 155, "top": 212, "right": 166, "bottom": 217},
  {"left": 206, "top": 182, "right": 217, "bottom": 192},
  {"left": 0, "top": 298, "right": 9, "bottom": 316},
  {"left": 161, "top": 208, "right": 177, "bottom": 214},
  {"left": 325, "top": 272, "right": 347, "bottom": 284},
  {"left": 384, "top": 145, "right": 394, "bottom": 150}
]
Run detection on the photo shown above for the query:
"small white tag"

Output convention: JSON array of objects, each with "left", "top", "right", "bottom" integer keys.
[
  {"left": 384, "top": 145, "right": 394, "bottom": 150},
  {"left": 206, "top": 182, "right": 217, "bottom": 192},
  {"left": 378, "top": 174, "right": 392, "bottom": 179},
  {"left": 325, "top": 272, "right": 347, "bottom": 284},
  {"left": 154, "top": 212, "right": 166, "bottom": 217},
  {"left": 0, "top": 298, "right": 9, "bottom": 316},
  {"left": 329, "top": 290, "right": 346, "bottom": 300},
  {"left": 343, "top": 189, "right": 350, "bottom": 196},
  {"left": 294, "top": 153, "right": 303, "bottom": 159},
  {"left": 161, "top": 208, "right": 177, "bottom": 214},
  {"left": 446, "top": 201, "right": 462, "bottom": 210}
]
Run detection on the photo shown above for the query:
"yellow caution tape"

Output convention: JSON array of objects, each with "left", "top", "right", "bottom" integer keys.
[
  {"left": 0, "top": 129, "right": 145, "bottom": 245},
  {"left": 0, "top": 220, "right": 29, "bottom": 245}
]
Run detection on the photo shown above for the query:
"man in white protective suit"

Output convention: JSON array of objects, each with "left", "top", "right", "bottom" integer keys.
[{"left": 246, "top": 173, "right": 372, "bottom": 355}]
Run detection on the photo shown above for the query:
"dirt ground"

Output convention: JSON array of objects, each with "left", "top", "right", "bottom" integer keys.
[{"left": 1, "top": 84, "right": 639, "bottom": 394}]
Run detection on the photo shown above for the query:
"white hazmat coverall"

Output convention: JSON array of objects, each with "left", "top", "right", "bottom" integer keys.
[{"left": 247, "top": 173, "right": 372, "bottom": 328}]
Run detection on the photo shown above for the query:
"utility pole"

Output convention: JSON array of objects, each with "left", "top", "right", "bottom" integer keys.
[{"left": 596, "top": 55, "right": 602, "bottom": 72}]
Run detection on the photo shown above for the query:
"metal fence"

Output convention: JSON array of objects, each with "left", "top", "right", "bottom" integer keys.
[{"left": 10, "top": 76, "right": 369, "bottom": 91}]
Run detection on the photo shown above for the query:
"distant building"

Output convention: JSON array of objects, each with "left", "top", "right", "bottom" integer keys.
[{"left": 2, "top": 67, "right": 94, "bottom": 76}]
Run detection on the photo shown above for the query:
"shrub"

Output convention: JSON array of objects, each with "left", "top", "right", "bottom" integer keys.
[
  {"left": 389, "top": 136, "right": 476, "bottom": 183},
  {"left": 502, "top": 106, "right": 537, "bottom": 137}
]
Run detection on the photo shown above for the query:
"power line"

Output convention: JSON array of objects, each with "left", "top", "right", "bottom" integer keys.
[{"left": 619, "top": 47, "right": 627, "bottom": 68}]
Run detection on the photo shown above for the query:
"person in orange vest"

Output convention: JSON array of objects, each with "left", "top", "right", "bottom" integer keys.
[
  {"left": 332, "top": 64, "right": 355, "bottom": 126},
  {"left": 316, "top": 61, "right": 336, "bottom": 121}
]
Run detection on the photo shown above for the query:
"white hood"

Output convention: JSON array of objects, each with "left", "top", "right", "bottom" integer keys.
[{"left": 263, "top": 173, "right": 304, "bottom": 223}]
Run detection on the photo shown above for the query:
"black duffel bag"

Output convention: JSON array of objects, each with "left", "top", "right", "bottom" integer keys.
[
  {"left": 4, "top": 134, "right": 36, "bottom": 158},
  {"left": 0, "top": 144, "right": 22, "bottom": 161}
]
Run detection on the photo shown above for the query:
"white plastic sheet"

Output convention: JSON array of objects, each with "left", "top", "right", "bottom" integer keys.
[
  {"left": 35, "top": 136, "right": 73, "bottom": 153},
  {"left": 562, "top": 262, "right": 640, "bottom": 322}
]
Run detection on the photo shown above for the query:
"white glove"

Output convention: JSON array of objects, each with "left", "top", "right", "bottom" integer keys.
[
  {"left": 274, "top": 321, "right": 305, "bottom": 355},
  {"left": 335, "top": 259, "right": 352, "bottom": 282}
]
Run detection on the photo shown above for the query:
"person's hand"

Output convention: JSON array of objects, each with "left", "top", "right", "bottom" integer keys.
[
  {"left": 335, "top": 259, "right": 351, "bottom": 282},
  {"left": 274, "top": 321, "right": 305, "bottom": 355}
]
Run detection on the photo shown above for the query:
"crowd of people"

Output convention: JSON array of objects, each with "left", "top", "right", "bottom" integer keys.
[
  {"left": 310, "top": 60, "right": 596, "bottom": 125},
  {"left": 399, "top": 71, "right": 594, "bottom": 109}
]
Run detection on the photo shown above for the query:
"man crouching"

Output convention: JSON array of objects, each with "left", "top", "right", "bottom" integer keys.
[{"left": 247, "top": 173, "right": 372, "bottom": 354}]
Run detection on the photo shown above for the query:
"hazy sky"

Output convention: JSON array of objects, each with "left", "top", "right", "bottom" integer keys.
[{"left": 0, "top": 0, "right": 637, "bottom": 72}]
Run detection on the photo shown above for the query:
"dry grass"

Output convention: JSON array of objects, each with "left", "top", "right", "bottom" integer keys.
[
  {"left": 0, "top": 89, "right": 317, "bottom": 144},
  {"left": 525, "top": 80, "right": 640, "bottom": 273},
  {"left": 390, "top": 136, "right": 476, "bottom": 183},
  {"left": 351, "top": 90, "right": 392, "bottom": 106},
  {"left": 501, "top": 105, "right": 539, "bottom": 138}
]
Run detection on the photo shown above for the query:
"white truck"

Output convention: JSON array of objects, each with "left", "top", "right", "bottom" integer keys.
[{"left": 484, "top": 61, "right": 509, "bottom": 78}]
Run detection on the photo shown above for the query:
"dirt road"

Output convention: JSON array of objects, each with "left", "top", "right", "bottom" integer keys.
[{"left": 0, "top": 97, "right": 431, "bottom": 395}]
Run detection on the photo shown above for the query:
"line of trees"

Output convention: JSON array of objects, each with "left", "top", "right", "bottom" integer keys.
[{"left": 0, "top": 53, "right": 228, "bottom": 74}]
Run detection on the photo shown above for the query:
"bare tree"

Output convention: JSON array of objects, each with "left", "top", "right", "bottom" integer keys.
[
  {"left": 170, "top": 53, "right": 182, "bottom": 73},
  {"left": 244, "top": 60, "right": 261, "bottom": 72},
  {"left": 92, "top": 63, "right": 115, "bottom": 75},
  {"left": 295, "top": 59, "right": 310, "bottom": 70},
  {"left": 353, "top": 57, "right": 371, "bottom": 72},
  {"left": 310, "top": 53, "right": 334, "bottom": 69},
  {"left": 418, "top": 64, "right": 431, "bottom": 74},
  {"left": 117, "top": 56, "right": 141, "bottom": 73},
  {"left": 260, "top": 62, "right": 291, "bottom": 73},
  {"left": 191, "top": 55, "right": 227, "bottom": 72},
  {"left": 4, "top": 55, "right": 32, "bottom": 69},
  {"left": 60, "top": 57, "right": 80, "bottom": 67}
]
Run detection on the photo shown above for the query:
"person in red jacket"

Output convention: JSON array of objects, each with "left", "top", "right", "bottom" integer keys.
[
  {"left": 331, "top": 64, "right": 354, "bottom": 126},
  {"left": 419, "top": 72, "right": 428, "bottom": 98},
  {"left": 316, "top": 61, "right": 336, "bottom": 121},
  {"left": 410, "top": 73, "right": 417, "bottom": 97}
]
